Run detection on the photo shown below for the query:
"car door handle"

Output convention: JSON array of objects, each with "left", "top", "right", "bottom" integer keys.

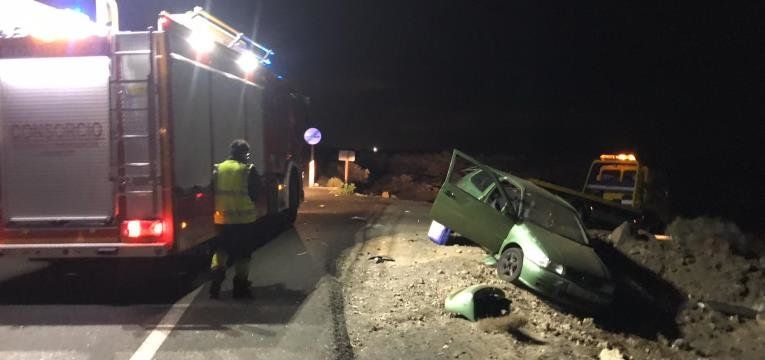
[{"left": 445, "top": 190, "right": 456, "bottom": 199}]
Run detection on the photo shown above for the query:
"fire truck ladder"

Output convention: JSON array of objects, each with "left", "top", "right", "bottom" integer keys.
[{"left": 109, "top": 30, "right": 160, "bottom": 219}]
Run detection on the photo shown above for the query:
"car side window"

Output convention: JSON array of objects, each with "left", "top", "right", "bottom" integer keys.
[
  {"left": 470, "top": 171, "right": 494, "bottom": 193},
  {"left": 448, "top": 153, "right": 492, "bottom": 200},
  {"left": 485, "top": 187, "right": 508, "bottom": 212},
  {"left": 452, "top": 169, "right": 486, "bottom": 200},
  {"left": 501, "top": 180, "right": 521, "bottom": 215}
]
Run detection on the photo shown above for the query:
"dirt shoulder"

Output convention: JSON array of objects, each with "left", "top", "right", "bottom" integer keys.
[{"left": 339, "top": 199, "right": 764, "bottom": 360}]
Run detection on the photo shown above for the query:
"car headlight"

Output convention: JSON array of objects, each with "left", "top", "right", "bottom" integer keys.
[
  {"left": 553, "top": 264, "right": 565, "bottom": 275},
  {"left": 525, "top": 245, "right": 550, "bottom": 268}
]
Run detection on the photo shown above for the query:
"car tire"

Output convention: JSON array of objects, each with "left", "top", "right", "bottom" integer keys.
[{"left": 497, "top": 247, "right": 523, "bottom": 283}]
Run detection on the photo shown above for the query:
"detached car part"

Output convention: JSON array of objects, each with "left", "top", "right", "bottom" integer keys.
[{"left": 444, "top": 284, "right": 509, "bottom": 321}]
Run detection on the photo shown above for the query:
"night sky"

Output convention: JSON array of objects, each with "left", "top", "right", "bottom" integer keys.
[{"left": 100, "top": 1, "right": 763, "bottom": 228}]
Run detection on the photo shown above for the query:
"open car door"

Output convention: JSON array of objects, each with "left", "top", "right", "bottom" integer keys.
[{"left": 430, "top": 150, "right": 514, "bottom": 254}]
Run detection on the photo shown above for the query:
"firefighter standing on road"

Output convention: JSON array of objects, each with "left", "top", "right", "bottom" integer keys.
[{"left": 210, "top": 139, "right": 262, "bottom": 299}]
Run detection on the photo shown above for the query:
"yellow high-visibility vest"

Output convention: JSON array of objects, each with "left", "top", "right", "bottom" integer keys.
[{"left": 214, "top": 160, "right": 257, "bottom": 224}]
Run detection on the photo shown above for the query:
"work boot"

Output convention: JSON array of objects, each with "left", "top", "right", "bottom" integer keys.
[
  {"left": 209, "top": 268, "right": 225, "bottom": 299},
  {"left": 232, "top": 276, "right": 253, "bottom": 299}
]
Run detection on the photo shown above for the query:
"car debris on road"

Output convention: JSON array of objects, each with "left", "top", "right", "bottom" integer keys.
[
  {"left": 368, "top": 255, "right": 395, "bottom": 264},
  {"left": 444, "top": 284, "right": 509, "bottom": 322}
]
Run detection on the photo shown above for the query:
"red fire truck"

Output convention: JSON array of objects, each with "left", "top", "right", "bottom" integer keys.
[{"left": 0, "top": 2, "right": 306, "bottom": 259}]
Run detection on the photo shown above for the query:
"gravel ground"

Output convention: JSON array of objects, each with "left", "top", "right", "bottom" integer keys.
[{"left": 339, "top": 200, "right": 764, "bottom": 359}]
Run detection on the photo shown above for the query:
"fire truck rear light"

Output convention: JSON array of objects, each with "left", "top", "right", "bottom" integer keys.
[
  {"left": 121, "top": 220, "right": 164, "bottom": 241},
  {"left": 126, "top": 220, "right": 141, "bottom": 238},
  {"left": 151, "top": 222, "right": 164, "bottom": 236}
]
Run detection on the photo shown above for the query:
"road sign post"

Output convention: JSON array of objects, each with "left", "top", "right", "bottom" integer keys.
[
  {"left": 303, "top": 128, "right": 322, "bottom": 187},
  {"left": 338, "top": 150, "right": 356, "bottom": 184},
  {"left": 344, "top": 160, "right": 349, "bottom": 184}
]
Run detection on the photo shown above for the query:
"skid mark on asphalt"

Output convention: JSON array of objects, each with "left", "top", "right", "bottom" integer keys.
[{"left": 129, "top": 286, "right": 202, "bottom": 360}]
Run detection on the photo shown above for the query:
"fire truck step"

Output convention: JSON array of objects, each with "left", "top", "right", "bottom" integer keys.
[
  {"left": 114, "top": 50, "right": 151, "bottom": 55},
  {"left": 110, "top": 79, "right": 150, "bottom": 84},
  {"left": 119, "top": 134, "right": 150, "bottom": 139},
  {"left": 110, "top": 107, "right": 149, "bottom": 111}
]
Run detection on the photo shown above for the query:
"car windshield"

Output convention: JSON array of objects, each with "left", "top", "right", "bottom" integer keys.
[{"left": 522, "top": 190, "right": 588, "bottom": 245}]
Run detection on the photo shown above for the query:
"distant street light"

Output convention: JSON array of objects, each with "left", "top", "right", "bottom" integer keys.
[{"left": 372, "top": 146, "right": 378, "bottom": 153}]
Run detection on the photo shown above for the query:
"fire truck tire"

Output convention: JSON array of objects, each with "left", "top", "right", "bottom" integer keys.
[{"left": 285, "top": 169, "right": 300, "bottom": 224}]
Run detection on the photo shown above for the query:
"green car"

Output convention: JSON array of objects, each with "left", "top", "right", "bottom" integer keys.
[{"left": 430, "top": 150, "right": 614, "bottom": 306}]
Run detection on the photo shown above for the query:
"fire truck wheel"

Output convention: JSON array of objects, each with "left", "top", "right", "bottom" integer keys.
[{"left": 285, "top": 169, "right": 300, "bottom": 224}]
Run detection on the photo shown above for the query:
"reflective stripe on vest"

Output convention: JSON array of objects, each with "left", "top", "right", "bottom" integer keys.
[{"left": 214, "top": 160, "right": 257, "bottom": 224}]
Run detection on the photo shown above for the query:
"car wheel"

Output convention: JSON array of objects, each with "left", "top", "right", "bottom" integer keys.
[{"left": 497, "top": 247, "right": 523, "bottom": 283}]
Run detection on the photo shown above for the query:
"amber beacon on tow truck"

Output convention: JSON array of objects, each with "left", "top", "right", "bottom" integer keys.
[{"left": 0, "top": 1, "right": 307, "bottom": 259}]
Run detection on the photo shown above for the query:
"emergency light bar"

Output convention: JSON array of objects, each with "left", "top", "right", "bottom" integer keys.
[
  {"left": 0, "top": 0, "right": 115, "bottom": 41},
  {"left": 600, "top": 154, "right": 637, "bottom": 162}
]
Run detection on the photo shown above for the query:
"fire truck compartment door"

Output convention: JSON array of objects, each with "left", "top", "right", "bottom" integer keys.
[{"left": 0, "top": 56, "right": 113, "bottom": 224}]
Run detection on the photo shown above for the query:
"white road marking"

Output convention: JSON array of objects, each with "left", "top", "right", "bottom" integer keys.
[{"left": 129, "top": 286, "right": 202, "bottom": 360}]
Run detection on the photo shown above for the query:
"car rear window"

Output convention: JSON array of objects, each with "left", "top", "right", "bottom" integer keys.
[{"left": 522, "top": 191, "right": 587, "bottom": 245}]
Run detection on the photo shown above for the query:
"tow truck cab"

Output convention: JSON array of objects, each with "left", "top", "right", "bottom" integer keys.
[{"left": 583, "top": 154, "right": 648, "bottom": 208}]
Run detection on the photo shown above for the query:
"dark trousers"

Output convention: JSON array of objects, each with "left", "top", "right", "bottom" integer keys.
[{"left": 210, "top": 223, "right": 255, "bottom": 280}]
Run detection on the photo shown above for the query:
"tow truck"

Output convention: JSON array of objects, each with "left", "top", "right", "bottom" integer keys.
[
  {"left": 530, "top": 154, "right": 665, "bottom": 231},
  {"left": 0, "top": 1, "right": 307, "bottom": 259}
]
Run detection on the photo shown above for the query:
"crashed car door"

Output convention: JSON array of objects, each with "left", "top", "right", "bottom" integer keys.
[{"left": 430, "top": 150, "right": 514, "bottom": 253}]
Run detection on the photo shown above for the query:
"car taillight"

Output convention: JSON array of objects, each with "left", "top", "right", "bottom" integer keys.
[{"left": 121, "top": 220, "right": 164, "bottom": 242}]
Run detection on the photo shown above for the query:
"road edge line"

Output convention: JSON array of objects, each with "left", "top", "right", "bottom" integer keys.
[{"left": 129, "top": 286, "right": 202, "bottom": 360}]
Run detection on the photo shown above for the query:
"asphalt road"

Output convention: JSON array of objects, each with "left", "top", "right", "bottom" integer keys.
[{"left": 0, "top": 188, "right": 388, "bottom": 360}]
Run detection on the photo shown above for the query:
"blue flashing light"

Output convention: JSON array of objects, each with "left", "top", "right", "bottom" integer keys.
[{"left": 277, "top": 75, "right": 284, "bottom": 80}]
